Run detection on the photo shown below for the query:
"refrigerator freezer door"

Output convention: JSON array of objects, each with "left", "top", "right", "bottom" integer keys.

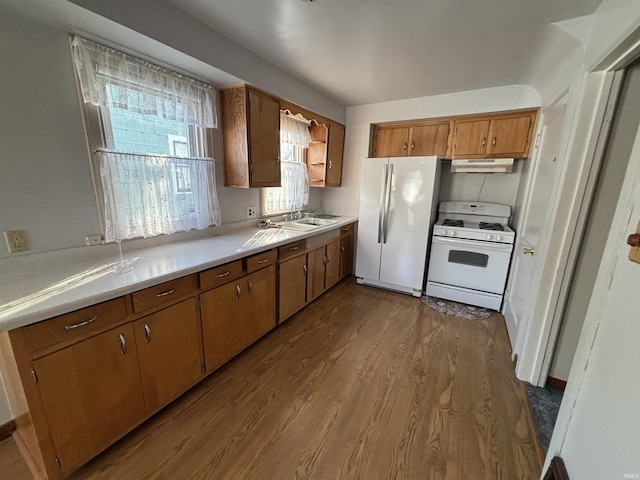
[
  {"left": 355, "top": 157, "right": 388, "bottom": 281},
  {"left": 379, "top": 156, "right": 438, "bottom": 290}
]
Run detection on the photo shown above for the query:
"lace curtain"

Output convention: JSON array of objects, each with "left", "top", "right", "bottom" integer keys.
[
  {"left": 95, "top": 150, "right": 221, "bottom": 242},
  {"left": 280, "top": 111, "right": 312, "bottom": 147},
  {"left": 71, "top": 36, "right": 217, "bottom": 128},
  {"left": 261, "top": 114, "right": 311, "bottom": 215}
]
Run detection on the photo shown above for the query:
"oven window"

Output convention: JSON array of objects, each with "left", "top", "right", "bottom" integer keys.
[{"left": 448, "top": 250, "right": 489, "bottom": 268}]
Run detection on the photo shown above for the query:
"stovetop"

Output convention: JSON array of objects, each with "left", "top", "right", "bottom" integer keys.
[{"left": 433, "top": 202, "right": 515, "bottom": 244}]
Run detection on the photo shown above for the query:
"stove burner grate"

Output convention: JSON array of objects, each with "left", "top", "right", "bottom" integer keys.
[
  {"left": 479, "top": 222, "right": 505, "bottom": 231},
  {"left": 442, "top": 219, "right": 464, "bottom": 227}
]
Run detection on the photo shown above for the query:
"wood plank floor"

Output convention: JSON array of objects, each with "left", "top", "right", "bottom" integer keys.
[{"left": 0, "top": 277, "right": 543, "bottom": 479}]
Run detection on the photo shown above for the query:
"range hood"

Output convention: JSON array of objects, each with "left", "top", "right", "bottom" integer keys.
[{"left": 450, "top": 158, "right": 514, "bottom": 173}]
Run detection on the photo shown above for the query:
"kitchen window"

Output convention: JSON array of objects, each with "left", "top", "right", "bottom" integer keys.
[
  {"left": 261, "top": 111, "right": 310, "bottom": 215},
  {"left": 71, "top": 36, "right": 221, "bottom": 242}
]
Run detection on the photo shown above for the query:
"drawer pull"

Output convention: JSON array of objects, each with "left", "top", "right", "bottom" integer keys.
[
  {"left": 143, "top": 324, "right": 151, "bottom": 343},
  {"left": 155, "top": 289, "right": 175, "bottom": 298},
  {"left": 247, "top": 279, "right": 253, "bottom": 293},
  {"left": 289, "top": 246, "right": 299, "bottom": 251},
  {"left": 215, "top": 271, "right": 231, "bottom": 278},
  {"left": 118, "top": 334, "right": 127, "bottom": 355},
  {"left": 257, "top": 258, "right": 270, "bottom": 264},
  {"left": 64, "top": 315, "right": 98, "bottom": 330},
  {"left": 236, "top": 285, "right": 241, "bottom": 299}
]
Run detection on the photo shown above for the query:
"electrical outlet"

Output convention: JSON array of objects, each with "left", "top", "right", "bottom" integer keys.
[
  {"left": 247, "top": 206, "right": 258, "bottom": 219},
  {"left": 4, "top": 230, "right": 28, "bottom": 253},
  {"left": 85, "top": 234, "right": 103, "bottom": 246}
]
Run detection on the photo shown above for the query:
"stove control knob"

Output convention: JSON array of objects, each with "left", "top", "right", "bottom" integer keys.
[
  {"left": 496, "top": 235, "right": 503, "bottom": 241},
  {"left": 486, "top": 234, "right": 492, "bottom": 240},
  {"left": 448, "top": 230, "right": 456, "bottom": 236}
]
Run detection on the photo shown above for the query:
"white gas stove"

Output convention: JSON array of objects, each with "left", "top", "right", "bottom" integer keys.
[{"left": 426, "top": 201, "right": 515, "bottom": 310}]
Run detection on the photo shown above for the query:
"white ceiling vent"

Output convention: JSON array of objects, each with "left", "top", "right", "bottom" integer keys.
[{"left": 450, "top": 158, "right": 514, "bottom": 173}]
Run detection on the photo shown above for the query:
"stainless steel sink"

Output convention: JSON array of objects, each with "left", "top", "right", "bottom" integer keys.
[{"left": 280, "top": 217, "right": 336, "bottom": 231}]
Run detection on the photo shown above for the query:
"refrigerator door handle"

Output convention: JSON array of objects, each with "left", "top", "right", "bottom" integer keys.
[
  {"left": 377, "top": 163, "right": 389, "bottom": 244},
  {"left": 383, "top": 163, "right": 393, "bottom": 243}
]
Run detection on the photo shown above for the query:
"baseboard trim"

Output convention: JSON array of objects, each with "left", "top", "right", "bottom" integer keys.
[
  {"left": 0, "top": 419, "right": 16, "bottom": 441},
  {"left": 547, "top": 376, "right": 567, "bottom": 390}
]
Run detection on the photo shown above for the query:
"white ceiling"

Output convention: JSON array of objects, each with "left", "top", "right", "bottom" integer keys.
[{"left": 166, "top": 0, "right": 603, "bottom": 106}]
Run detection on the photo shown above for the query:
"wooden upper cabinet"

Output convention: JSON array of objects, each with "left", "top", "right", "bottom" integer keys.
[
  {"left": 220, "top": 85, "right": 281, "bottom": 188},
  {"left": 374, "top": 126, "right": 410, "bottom": 157},
  {"left": 372, "top": 120, "right": 451, "bottom": 158},
  {"left": 452, "top": 119, "right": 492, "bottom": 157},
  {"left": 326, "top": 121, "right": 345, "bottom": 186},
  {"left": 452, "top": 110, "right": 537, "bottom": 159}
]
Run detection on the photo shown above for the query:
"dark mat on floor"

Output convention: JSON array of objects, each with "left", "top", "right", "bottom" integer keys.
[
  {"left": 526, "top": 383, "right": 564, "bottom": 453},
  {"left": 422, "top": 296, "right": 492, "bottom": 320}
]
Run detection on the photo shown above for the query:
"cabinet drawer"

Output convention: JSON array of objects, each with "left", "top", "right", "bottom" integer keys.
[
  {"left": 340, "top": 223, "right": 354, "bottom": 235},
  {"left": 24, "top": 297, "right": 128, "bottom": 353},
  {"left": 278, "top": 240, "right": 307, "bottom": 260},
  {"left": 246, "top": 249, "right": 277, "bottom": 273},
  {"left": 199, "top": 259, "right": 244, "bottom": 290},
  {"left": 131, "top": 275, "right": 198, "bottom": 313}
]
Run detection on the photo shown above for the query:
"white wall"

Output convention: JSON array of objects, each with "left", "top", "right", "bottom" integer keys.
[{"left": 322, "top": 86, "right": 540, "bottom": 216}]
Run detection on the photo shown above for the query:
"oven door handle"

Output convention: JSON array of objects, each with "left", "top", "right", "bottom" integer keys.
[{"left": 432, "top": 236, "right": 514, "bottom": 252}]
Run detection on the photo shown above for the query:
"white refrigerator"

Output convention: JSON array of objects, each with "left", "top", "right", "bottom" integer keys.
[{"left": 355, "top": 155, "right": 440, "bottom": 297}]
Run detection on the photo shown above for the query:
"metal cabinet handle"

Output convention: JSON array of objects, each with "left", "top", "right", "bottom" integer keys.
[
  {"left": 411, "top": 141, "right": 415, "bottom": 150},
  {"left": 64, "top": 315, "right": 98, "bottom": 330},
  {"left": 257, "top": 258, "right": 269, "bottom": 264},
  {"left": 155, "top": 289, "right": 175, "bottom": 298},
  {"left": 403, "top": 142, "right": 407, "bottom": 150},
  {"left": 118, "top": 334, "right": 127, "bottom": 354},
  {"left": 215, "top": 271, "right": 230, "bottom": 278},
  {"left": 482, "top": 137, "right": 487, "bottom": 147},
  {"left": 143, "top": 324, "right": 151, "bottom": 343},
  {"left": 247, "top": 279, "right": 253, "bottom": 293},
  {"left": 326, "top": 253, "right": 331, "bottom": 263},
  {"left": 523, "top": 247, "right": 535, "bottom": 255},
  {"left": 303, "top": 264, "right": 308, "bottom": 275},
  {"left": 341, "top": 246, "right": 345, "bottom": 253},
  {"left": 328, "top": 160, "right": 332, "bottom": 169},
  {"left": 236, "top": 285, "right": 241, "bottom": 299},
  {"left": 492, "top": 136, "right": 497, "bottom": 146},
  {"left": 289, "top": 246, "right": 299, "bottom": 251}
]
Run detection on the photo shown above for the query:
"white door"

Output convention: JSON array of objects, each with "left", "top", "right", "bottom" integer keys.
[
  {"left": 503, "top": 101, "right": 568, "bottom": 348},
  {"left": 355, "top": 157, "right": 388, "bottom": 281},
  {"left": 378, "top": 156, "right": 437, "bottom": 291}
]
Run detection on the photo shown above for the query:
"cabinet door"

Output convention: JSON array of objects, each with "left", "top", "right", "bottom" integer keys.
[
  {"left": 248, "top": 89, "right": 281, "bottom": 186},
  {"left": 488, "top": 114, "right": 534, "bottom": 157},
  {"left": 340, "top": 233, "right": 354, "bottom": 279},
  {"left": 325, "top": 238, "right": 341, "bottom": 289},
  {"left": 200, "top": 280, "right": 246, "bottom": 372},
  {"left": 326, "top": 122, "right": 345, "bottom": 186},
  {"left": 452, "top": 119, "right": 491, "bottom": 157},
  {"left": 33, "top": 324, "right": 146, "bottom": 474},
  {"left": 307, "top": 247, "right": 327, "bottom": 302},
  {"left": 409, "top": 122, "right": 450, "bottom": 156},
  {"left": 278, "top": 255, "right": 307, "bottom": 322},
  {"left": 373, "top": 126, "right": 409, "bottom": 157},
  {"left": 133, "top": 299, "right": 203, "bottom": 414},
  {"left": 244, "top": 265, "right": 276, "bottom": 340}
]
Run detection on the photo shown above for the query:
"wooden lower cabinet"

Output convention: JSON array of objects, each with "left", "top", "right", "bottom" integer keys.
[
  {"left": 340, "top": 232, "right": 354, "bottom": 279},
  {"left": 201, "top": 265, "right": 276, "bottom": 372},
  {"left": 33, "top": 324, "right": 146, "bottom": 475},
  {"left": 307, "top": 246, "right": 327, "bottom": 302},
  {"left": 133, "top": 298, "right": 203, "bottom": 414},
  {"left": 278, "top": 254, "right": 308, "bottom": 322},
  {"left": 325, "top": 238, "right": 341, "bottom": 289}
]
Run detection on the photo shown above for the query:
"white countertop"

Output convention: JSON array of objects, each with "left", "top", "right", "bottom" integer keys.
[{"left": 0, "top": 217, "right": 357, "bottom": 331}]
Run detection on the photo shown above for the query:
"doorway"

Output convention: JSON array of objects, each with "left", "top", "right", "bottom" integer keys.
[{"left": 546, "top": 57, "right": 640, "bottom": 383}]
